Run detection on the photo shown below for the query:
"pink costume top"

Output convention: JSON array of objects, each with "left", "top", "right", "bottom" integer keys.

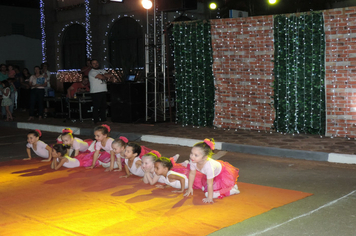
[
  {"left": 72, "top": 137, "right": 89, "bottom": 152},
  {"left": 125, "top": 157, "right": 145, "bottom": 177},
  {"left": 26, "top": 140, "right": 49, "bottom": 158},
  {"left": 162, "top": 170, "right": 188, "bottom": 189},
  {"left": 189, "top": 158, "right": 222, "bottom": 179},
  {"left": 95, "top": 138, "right": 114, "bottom": 154},
  {"left": 61, "top": 156, "right": 80, "bottom": 168}
]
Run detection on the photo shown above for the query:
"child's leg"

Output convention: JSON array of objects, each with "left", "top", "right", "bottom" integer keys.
[
  {"left": 101, "top": 161, "right": 119, "bottom": 169},
  {"left": 5, "top": 106, "right": 12, "bottom": 120}
]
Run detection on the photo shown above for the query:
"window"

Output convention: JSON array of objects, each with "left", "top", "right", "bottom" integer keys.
[
  {"left": 62, "top": 24, "right": 86, "bottom": 69},
  {"left": 108, "top": 17, "right": 144, "bottom": 70}
]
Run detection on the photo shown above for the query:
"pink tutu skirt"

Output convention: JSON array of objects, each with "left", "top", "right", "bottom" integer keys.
[
  {"left": 170, "top": 158, "right": 204, "bottom": 190},
  {"left": 201, "top": 160, "right": 239, "bottom": 196},
  {"left": 139, "top": 145, "right": 152, "bottom": 158},
  {"left": 75, "top": 150, "right": 111, "bottom": 167}
]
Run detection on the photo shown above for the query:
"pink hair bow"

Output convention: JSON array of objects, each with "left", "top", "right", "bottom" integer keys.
[
  {"left": 203, "top": 139, "right": 215, "bottom": 150},
  {"left": 119, "top": 136, "right": 128, "bottom": 143},
  {"left": 62, "top": 128, "right": 73, "bottom": 134},
  {"left": 35, "top": 129, "right": 42, "bottom": 137},
  {"left": 150, "top": 150, "right": 161, "bottom": 158},
  {"left": 101, "top": 124, "right": 111, "bottom": 132}
]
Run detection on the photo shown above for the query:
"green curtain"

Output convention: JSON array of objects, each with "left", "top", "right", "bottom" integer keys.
[
  {"left": 172, "top": 21, "right": 215, "bottom": 127},
  {"left": 273, "top": 12, "right": 326, "bottom": 134}
]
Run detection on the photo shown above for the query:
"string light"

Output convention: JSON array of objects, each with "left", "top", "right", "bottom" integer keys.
[
  {"left": 273, "top": 12, "right": 325, "bottom": 135},
  {"left": 40, "top": 0, "right": 46, "bottom": 63},
  {"left": 103, "top": 14, "right": 143, "bottom": 67},
  {"left": 85, "top": 0, "right": 92, "bottom": 59},
  {"left": 56, "top": 21, "right": 85, "bottom": 70}
]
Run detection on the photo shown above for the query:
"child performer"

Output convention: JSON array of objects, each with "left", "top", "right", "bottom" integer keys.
[
  {"left": 141, "top": 151, "right": 164, "bottom": 184},
  {"left": 51, "top": 144, "right": 80, "bottom": 170},
  {"left": 24, "top": 129, "right": 52, "bottom": 162},
  {"left": 120, "top": 142, "right": 144, "bottom": 178},
  {"left": 59, "top": 128, "right": 91, "bottom": 157},
  {"left": 184, "top": 138, "right": 240, "bottom": 204},
  {"left": 1, "top": 80, "right": 13, "bottom": 121},
  {"left": 87, "top": 124, "right": 116, "bottom": 171},
  {"left": 153, "top": 157, "right": 189, "bottom": 193},
  {"left": 100, "top": 136, "right": 127, "bottom": 171}
]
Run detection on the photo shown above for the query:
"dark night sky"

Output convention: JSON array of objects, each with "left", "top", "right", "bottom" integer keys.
[{"left": 0, "top": 0, "right": 355, "bottom": 16}]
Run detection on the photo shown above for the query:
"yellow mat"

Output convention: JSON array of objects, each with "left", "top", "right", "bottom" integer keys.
[{"left": 0, "top": 160, "right": 312, "bottom": 236}]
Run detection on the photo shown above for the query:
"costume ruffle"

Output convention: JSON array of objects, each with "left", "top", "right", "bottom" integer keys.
[
  {"left": 75, "top": 150, "right": 111, "bottom": 167},
  {"left": 200, "top": 160, "right": 239, "bottom": 196},
  {"left": 170, "top": 158, "right": 204, "bottom": 190}
]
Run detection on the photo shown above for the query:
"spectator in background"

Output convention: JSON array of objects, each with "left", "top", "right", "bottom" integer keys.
[
  {"left": 7, "top": 65, "right": 15, "bottom": 79},
  {"left": 28, "top": 66, "right": 47, "bottom": 121},
  {"left": 0, "top": 64, "right": 8, "bottom": 82},
  {"left": 81, "top": 59, "right": 92, "bottom": 77},
  {"left": 20, "top": 68, "right": 31, "bottom": 111},
  {"left": 2, "top": 78, "right": 16, "bottom": 118},
  {"left": 13, "top": 66, "right": 22, "bottom": 110},
  {"left": 67, "top": 76, "right": 90, "bottom": 99},
  {"left": 88, "top": 59, "right": 115, "bottom": 124},
  {"left": 41, "top": 62, "right": 51, "bottom": 96}
]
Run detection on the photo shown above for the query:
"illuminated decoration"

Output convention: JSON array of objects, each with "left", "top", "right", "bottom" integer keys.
[
  {"left": 172, "top": 11, "right": 198, "bottom": 21},
  {"left": 209, "top": 3, "right": 217, "bottom": 10},
  {"left": 142, "top": 0, "right": 153, "bottom": 9},
  {"left": 268, "top": 0, "right": 277, "bottom": 4},
  {"left": 40, "top": 0, "right": 46, "bottom": 62},
  {"left": 85, "top": 0, "right": 92, "bottom": 59},
  {"left": 103, "top": 15, "right": 143, "bottom": 67},
  {"left": 273, "top": 13, "right": 325, "bottom": 135},
  {"left": 56, "top": 21, "right": 85, "bottom": 70},
  {"left": 172, "top": 21, "right": 215, "bottom": 127},
  {"left": 56, "top": 70, "right": 83, "bottom": 82}
]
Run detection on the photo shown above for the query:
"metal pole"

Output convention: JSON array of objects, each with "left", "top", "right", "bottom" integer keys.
[
  {"left": 161, "top": 11, "right": 166, "bottom": 121},
  {"left": 153, "top": 0, "right": 157, "bottom": 122},
  {"left": 145, "top": 9, "right": 149, "bottom": 121}
]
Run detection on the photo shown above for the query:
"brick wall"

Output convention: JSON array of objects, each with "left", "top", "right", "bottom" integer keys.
[
  {"left": 211, "top": 16, "right": 275, "bottom": 131},
  {"left": 211, "top": 7, "right": 356, "bottom": 137},
  {"left": 324, "top": 7, "right": 356, "bottom": 137}
]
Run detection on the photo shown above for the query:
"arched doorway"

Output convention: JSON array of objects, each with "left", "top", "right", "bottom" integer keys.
[
  {"left": 108, "top": 17, "right": 144, "bottom": 72},
  {"left": 62, "top": 24, "right": 86, "bottom": 69}
]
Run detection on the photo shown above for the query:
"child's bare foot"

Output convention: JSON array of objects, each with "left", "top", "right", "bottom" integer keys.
[
  {"left": 41, "top": 159, "right": 50, "bottom": 162},
  {"left": 23, "top": 157, "right": 31, "bottom": 160}
]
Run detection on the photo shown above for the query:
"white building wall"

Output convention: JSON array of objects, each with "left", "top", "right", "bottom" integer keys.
[{"left": 0, "top": 35, "right": 41, "bottom": 71}]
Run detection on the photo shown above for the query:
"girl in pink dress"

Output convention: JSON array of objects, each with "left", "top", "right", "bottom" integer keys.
[
  {"left": 58, "top": 128, "right": 92, "bottom": 157},
  {"left": 100, "top": 136, "right": 128, "bottom": 171},
  {"left": 120, "top": 142, "right": 145, "bottom": 178},
  {"left": 24, "top": 129, "right": 52, "bottom": 162},
  {"left": 51, "top": 144, "right": 80, "bottom": 170},
  {"left": 85, "top": 124, "right": 115, "bottom": 171},
  {"left": 184, "top": 138, "right": 240, "bottom": 204}
]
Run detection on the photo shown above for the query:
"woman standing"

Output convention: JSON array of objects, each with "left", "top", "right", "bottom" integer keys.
[{"left": 28, "top": 66, "right": 47, "bottom": 120}]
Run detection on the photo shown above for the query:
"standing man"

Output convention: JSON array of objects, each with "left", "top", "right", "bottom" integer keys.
[{"left": 88, "top": 59, "right": 114, "bottom": 124}]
